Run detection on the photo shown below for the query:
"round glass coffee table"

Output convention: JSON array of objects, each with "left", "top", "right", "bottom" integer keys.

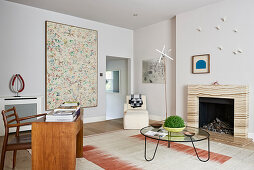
[{"left": 140, "top": 126, "right": 210, "bottom": 162}]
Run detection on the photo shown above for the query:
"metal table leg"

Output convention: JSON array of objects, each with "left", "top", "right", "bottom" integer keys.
[
  {"left": 168, "top": 132, "right": 171, "bottom": 148},
  {"left": 144, "top": 136, "right": 160, "bottom": 161},
  {"left": 190, "top": 137, "right": 210, "bottom": 162}
]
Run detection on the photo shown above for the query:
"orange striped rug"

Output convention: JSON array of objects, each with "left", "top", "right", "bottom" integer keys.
[{"left": 81, "top": 130, "right": 254, "bottom": 170}]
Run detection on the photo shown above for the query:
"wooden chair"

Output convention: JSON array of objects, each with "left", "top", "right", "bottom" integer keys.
[{"left": 0, "top": 107, "right": 46, "bottom": 169}]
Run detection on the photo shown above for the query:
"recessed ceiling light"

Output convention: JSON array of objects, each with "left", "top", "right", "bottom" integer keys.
[{"left": 133, "top": 13, "right": 138, "bottom": 17}]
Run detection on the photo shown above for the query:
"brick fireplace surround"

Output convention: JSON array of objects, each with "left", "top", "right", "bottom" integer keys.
[{"left": 187, "top": 85, "right": 249, "bottom": 138}]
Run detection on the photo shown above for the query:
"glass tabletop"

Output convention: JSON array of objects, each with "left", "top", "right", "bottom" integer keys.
[{"left": 140, "top": 126, "right": 210, "bottom": 142}]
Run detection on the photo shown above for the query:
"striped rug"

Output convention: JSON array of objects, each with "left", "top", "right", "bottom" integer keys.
[{"left": 77, "top": 130, "right": 254, "bottom": 170}]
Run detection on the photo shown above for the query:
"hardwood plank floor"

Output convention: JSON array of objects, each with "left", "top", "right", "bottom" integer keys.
[
  {"left": 83, "top": 118, "right": 124, "bottom": 136},
  {"left": 0, "top": 118, "right": 253, "bottom": 169}
]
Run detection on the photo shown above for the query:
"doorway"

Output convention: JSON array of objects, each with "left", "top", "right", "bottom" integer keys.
[{"left": 106, "top": 56, "right": 130, "bottom": 120}]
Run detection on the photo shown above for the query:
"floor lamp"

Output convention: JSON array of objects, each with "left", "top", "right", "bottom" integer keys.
[{"left": 155, "top": 45, "right": 174, "bottom": 120}]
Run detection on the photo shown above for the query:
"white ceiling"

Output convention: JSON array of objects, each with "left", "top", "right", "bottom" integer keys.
[{"left": 7, "top": 0, "right": 223, "bottom": 29}]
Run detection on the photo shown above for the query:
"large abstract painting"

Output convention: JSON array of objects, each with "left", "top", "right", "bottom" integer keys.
[
  {"left": 142, "top": 59, "right": 164, "bottom": 84},
  {"left": 45, "top": 21, "right": 98, "bottom": 110}
]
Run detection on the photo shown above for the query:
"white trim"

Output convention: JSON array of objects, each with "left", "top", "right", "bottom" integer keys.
[
  {"left": 106, "top": 115, "right": 123, "bottom": 120},
  {"left": 149, "top": 114, "right": 163, "bottom": 121},
  {"left": 84, "top": 116, "right": 106, "bottom": 123},
  {"left": 248, "top": 133, "right": 254, "bottom": 140}
]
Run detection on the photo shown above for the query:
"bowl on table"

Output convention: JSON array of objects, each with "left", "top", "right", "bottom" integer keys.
[
  {"left": 150, "top": 123, "right": 163, "bottom": 128},
  {"left": 183, "top": 131, "right": 195, "bottom": 137}
]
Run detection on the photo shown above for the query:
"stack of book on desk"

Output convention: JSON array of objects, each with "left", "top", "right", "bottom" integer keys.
[{"left": 46, "top": 102, "right": 80, "bottom": 122}]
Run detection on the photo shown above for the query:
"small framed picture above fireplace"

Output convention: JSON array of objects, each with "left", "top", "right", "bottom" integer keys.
[{"left": 192, "top": 54, "right": 210, "bottom": 74}]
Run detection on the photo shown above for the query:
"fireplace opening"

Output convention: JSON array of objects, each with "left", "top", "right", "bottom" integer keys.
[{"left": 199, "top": 97, "right": 234, "bottom": 135}]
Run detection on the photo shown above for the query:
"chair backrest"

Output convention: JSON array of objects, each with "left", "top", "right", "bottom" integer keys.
[
  {"left": 126, "top": 95, "right": 147, "bottom": 110},
  {"left": 1, "top": 107, "right": 20, "bottom": 136}
]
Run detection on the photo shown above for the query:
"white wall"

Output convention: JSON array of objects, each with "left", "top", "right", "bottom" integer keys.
[
  {"left": 176, "top": 0, "right": 254, "bottom": 133},
  {"left": 0, "top": 0, "right": 133, "bottom": 121},
  {"left": 134, "top": 19, "right": 176, "bottom": 120},
  {"left": 106, "top": 57, "right": 129, "bottom": 120}
]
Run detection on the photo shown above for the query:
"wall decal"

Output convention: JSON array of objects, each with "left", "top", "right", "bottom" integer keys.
[
  {"left": 218, "top": 46, "right": 223, "bottom": 51},
  {"left": 232, "top": 49, "right": 243, "bottom": 55},
  {"left": 221, "top": 17, "right": 226, "bottom": 22},
  {"left": 237, "top": 49, "right": 243, "bottom": 53},
  {"left": 192, "top": 54, "right": 210, "bottom": 74},
  {"left": 195, "top": 17, "right": 243, "bottom": 59},
  {"left": 45, "top": 21, "right": 98, "bottom": 110},
  {"left": 215, "top": 26, "right": 221, "bottom": 30}
]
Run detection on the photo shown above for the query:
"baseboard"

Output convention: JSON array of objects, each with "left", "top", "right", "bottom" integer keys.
[
  {"left": 248, "top": 133, "right": 254, "bottom": 140},
  {"left": 106, "top": 115, "right": 123, "bottom": 120},
  {"left": 149, "top": 115, "right": 163, "bottom": 121},
  {"left": 84, "top": 116, "right": 106, "bottom": 123}
]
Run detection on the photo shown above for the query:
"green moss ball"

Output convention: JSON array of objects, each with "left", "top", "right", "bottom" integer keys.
[{"left": 164, "top": 116, "right": 185, "bottom": 128}]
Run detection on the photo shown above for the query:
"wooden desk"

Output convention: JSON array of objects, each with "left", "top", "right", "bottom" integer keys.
[{"left": 32, "top": 115, "right": 83, "bottom": 170}]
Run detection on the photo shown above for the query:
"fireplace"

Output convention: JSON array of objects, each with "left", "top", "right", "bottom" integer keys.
[
  {"left": 187, "top": 85, "right": 249, "bottom": 138},
  {"left": 199, "top": 97, "right": 234, "bottom": 135}
]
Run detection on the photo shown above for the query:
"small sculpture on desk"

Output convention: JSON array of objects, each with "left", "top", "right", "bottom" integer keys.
[
  {"left": 212, "top": 81, "right": 220, "bottom": 85},
  {"left": 9, "top": 74, "right": 25, "bottom": 97}
]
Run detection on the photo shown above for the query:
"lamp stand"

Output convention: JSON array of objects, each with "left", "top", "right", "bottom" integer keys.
[{"left": 163, "top": 57, "right": 168, "bottom": 119}]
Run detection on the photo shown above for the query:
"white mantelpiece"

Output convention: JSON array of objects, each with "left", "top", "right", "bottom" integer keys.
[{"left": 187, "top": 85, "right": 249, "bottom": 138}]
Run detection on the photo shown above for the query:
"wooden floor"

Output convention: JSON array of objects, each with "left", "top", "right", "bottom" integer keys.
[
  {"left": 83, "top": 118, "right": 124, "bottom": 136},
  {"left": 0, "top": 118, "right": 254, "bottom": 169}
]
